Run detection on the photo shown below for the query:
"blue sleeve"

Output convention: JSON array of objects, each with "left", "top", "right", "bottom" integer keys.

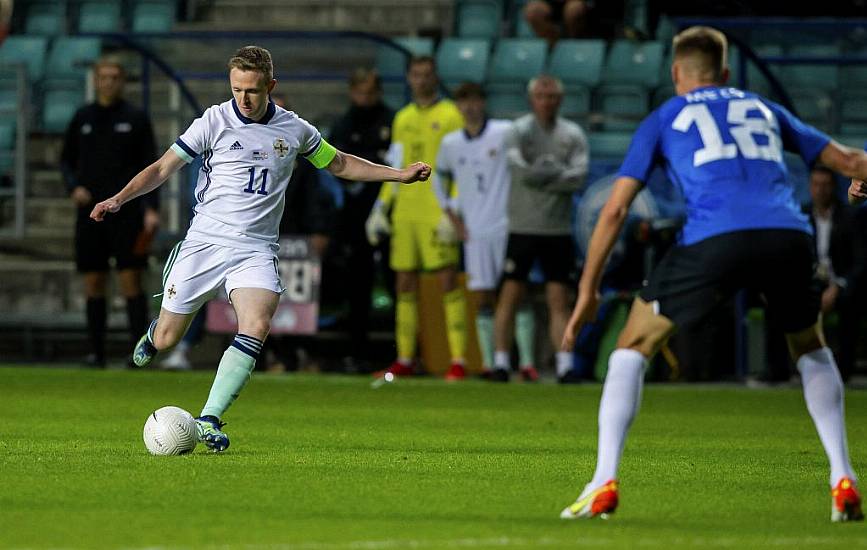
[
  {"left": 768, "top": 100, "right": 830, "bottom": 166},
  {"left": 617, "top": 110, "right": 662, "bottom": 184}
]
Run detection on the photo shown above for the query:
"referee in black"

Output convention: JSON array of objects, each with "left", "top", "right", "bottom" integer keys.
[{"left": 60, "top": 57, "right": 158, "bottom": 367}]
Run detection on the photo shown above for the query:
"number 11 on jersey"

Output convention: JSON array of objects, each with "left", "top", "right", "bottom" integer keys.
[{"left": 244, "top": 167, "right": 269, "bottom": 195}]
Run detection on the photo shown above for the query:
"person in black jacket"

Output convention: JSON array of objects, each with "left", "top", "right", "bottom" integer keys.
[
  {"left": 328, "top": 68, "right": 395, "bottom": 367},
  {"left": 60, "top": 57, "right": 158, "bottom": 367},
  {"left": 806, "top": 166, "right": 865, "bottom": 381}
]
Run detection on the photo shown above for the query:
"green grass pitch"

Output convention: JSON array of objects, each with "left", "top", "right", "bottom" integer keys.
[{"left": 1, "top": 365, "right": 865, "bottom": 549}]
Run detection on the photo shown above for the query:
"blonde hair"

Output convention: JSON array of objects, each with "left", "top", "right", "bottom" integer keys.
[
  {"left": 673, "top": 26, "right": 728, "bottom": 82},
  {"left": 227, "top": 45, "right": 274, "bottom": 82}
]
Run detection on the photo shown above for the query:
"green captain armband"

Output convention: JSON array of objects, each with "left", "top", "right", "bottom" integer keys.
[{"left": 304, "top": 138, "right": 337, "bottom": 169}]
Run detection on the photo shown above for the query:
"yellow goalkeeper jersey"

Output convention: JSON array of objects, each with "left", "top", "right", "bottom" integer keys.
[{"left": 379, "top": 98, "right": 464, "bottom": 222}]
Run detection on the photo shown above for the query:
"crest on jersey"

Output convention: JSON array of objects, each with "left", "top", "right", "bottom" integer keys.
[{"left": 273, "top": 138, "right": 289, "bottom": 158}]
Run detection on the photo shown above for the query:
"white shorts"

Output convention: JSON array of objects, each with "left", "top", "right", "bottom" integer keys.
[
  {"left": 463, "top": 233, "right": 508, "bottom": 291},
  {"left": 160, "top": 240, "right": 283, "bottom": 314}
]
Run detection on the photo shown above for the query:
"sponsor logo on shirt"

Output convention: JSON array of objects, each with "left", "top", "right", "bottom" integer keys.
[
  {"left": 229, "top": 141, "right": 244, "bottom": 150},
  {"left": 252, "top": 150, "right": 269, "bottom": 160}
]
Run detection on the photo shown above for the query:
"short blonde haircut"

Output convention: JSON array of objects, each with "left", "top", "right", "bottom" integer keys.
[
  {"left": 227, "top": 45, "right": 274, "bottom": 82},
  {"left": 673, "top": 26, "right": 728, "bottom": 82}
]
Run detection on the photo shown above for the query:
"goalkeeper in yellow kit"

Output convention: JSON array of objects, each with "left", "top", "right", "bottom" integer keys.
[{"left": 365, "top": 56, "right": 468, "bottom": 379}]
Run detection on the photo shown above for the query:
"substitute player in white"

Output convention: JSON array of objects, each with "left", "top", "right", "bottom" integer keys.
[
  {"left": 433, "top": 83, "right": 535, "bottom": 376},
  {"left": 90, "top": 46, "right": 431, "bottom": 452}
]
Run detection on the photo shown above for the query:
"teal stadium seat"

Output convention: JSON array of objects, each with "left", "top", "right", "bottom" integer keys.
[
  {"left": 43, "top": 88, "right": 84, "bottom": 133},
  {"left": 601, "top": 40, "right": 664, "bottom": 88},
  {"left": 0, "top": 36, "right": 48, "bottom": 83},
  {"left": 132, "top": 1, "right": 176, "bottom": 33},
  {"left": 436, "top": 38, "right": 490, "bottom": 88},
  {"left": 588, "top": 131, "right": 633, "bottom": 159},
  {"left": 838, "top": 93, "right": 867, "bottom": 135},
  {"left": 25, "top": 2, "right": 66, "bottom": 35},
  {"left": 376, "top": 37, "right": 434, "bottom": 78},
  {"left": 597, "top": 85, "right": 648, "bottom": 131},
  {"left": 780, "top": 44, "right": 840, "bottom": 92},
  {"left": 486, "top": 38, "right": 545, "bottom": 117},
  {"left": 487, "top": 38, "right": 546, "bottom": 85},
  {"left": 0, "top": 119, "right": 15, "bottom": 150},
  {"left": 559, "top": 85, "right": 591, "bottom": 120},
  {"left": 455, "top": 0, "right": 503, "bottom": 39},
  {"left": 78, "top": 1, "right": 121, "bottom": 33},
  {"left": 46, "top": 37, "right": 102, "bottom": 78},
  {"left": 547, "top": 40, "right": 605, "bottom": 87}
]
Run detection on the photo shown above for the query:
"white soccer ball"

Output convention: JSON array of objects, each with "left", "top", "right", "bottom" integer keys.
[{"left": 143, "top": 406, "right": 198, "bottom": 455}]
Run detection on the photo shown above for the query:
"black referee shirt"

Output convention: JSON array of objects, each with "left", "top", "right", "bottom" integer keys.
[{"left": 60, "top": 99, "right": 158, "bottom": 212}]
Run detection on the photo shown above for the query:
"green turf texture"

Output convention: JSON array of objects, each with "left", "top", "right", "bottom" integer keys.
[{"left": 1, "top": 366, "right": 865, "bottom": 549}]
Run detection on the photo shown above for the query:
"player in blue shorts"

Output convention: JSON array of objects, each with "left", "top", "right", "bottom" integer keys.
[{"left": 559, "top": 26, "right": 865, "bottom": 522}]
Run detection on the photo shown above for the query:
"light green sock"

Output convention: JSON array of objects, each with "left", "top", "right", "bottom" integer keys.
[
  {"left": 475, "top": 308, "right": 495, "bottom": 369},
  {"left": 201, "top": 342, "right": 258, "bottom": 419},
  {"left": 515, "top": 307, "right": 536, "bottom": 368}
]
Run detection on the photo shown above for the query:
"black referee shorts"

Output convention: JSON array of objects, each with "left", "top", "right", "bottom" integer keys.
[
  {"left": 639, "top": 229, "right": 821, "bottom": 334},
  {"left": 502, "top": 233, "right": 577, "bottom": 284},
  {"left": 75, "top": 208, "right": 148, "bottom": 273}
]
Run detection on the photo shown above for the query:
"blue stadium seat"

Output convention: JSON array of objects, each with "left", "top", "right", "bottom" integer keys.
[
  {"left": 547, "top": 40, "right": 606, "bottom": 87},
  {"left": 597, "top": 84, "right": 648, "bottom": 131},
  {"left": 25, "top": 2, "right": 66, "bottom": 35},
  {"left": 601, "top": 40, "right": 664, "bottom": 88},
  {"left": 46, "top": 37, "right": 102, "bottom": 78},
  {"left": 78, "top": 1, "right": 122, "bottom": 33},
  {"left": 487, "top": 38, "right": 546, "bottom": 84},
  {"left": 455, "top": 0, "right": 503, "bottom": 39},
  {"left": 376, "top": 37, "right": 435, "bottom": 78},
  {"left": 43, "top": 88, "right": 84, "bottom": 133},
  {"left": 588, "top": 131, "right": 633, "bottom": 159},
  {"left": 0, "top": 36, "right": 49, "bottom": 83},
  {"left": 132, "top": 1, "right": 176, "bottom": 33},
  {"left": 436, "top": 38, "right": 490, "bottom": 88}
]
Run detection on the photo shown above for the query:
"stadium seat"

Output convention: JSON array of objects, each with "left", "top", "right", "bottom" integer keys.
[
  {"left": 0, "top": 119, "right": 15, "bottom": 150},
  {"left": 43, "top": 88, "right": 84, "bottom": 133},
  {"left": 455, "top": 0, "right": 503, "bottom": 39},
  {"left": 547, "top": 40, "right": 606, "bottom": 87},
  {"left": 838, "top": 93, "right": 867, "bottom": 135},
  {"left": 376, "top": 37, "right": 435, "bottom": 78},
  {"left": 597, "top": 84, "right": 648, "bottom": 131},
  {"left": 25, "top": 2, "right": 66, "bottom": 35},
  {"left": 654, "top": 15, "right": 676, "bottom": 44},
  {"left": 788, "top": 89, "right": 835, "bottom": 134},
  {"left": 486, "top": 88, "right": 527, "bottom": 118},
  {"left": 560, "top": 85, "right": 591, "bottom": 121},
  {"left": 46, "top": 37, "right": 102, "bottom": 78},
  {"left": 780, "top": 44, "right": 840, "bottom": 92},
  {"left": 436, "top": 38, "right": 490, "bottom": 88},
  {"left": 78, "top": 1, "right": 122, "bottom": 33},
  {"left": 487, "top": 38, "right": 547, "bottom": 85},
  {"left": 587, "top": 131, "right": 633, "bottom": 158},
  {"left": 131, "top": 1, "right": 176, "bottom": 33},
  {"left": 601, "top": 40, "right": 664, "bottom": 88},
  {"left": 0, "top": 36, "right": 49, "bottom": 83}
]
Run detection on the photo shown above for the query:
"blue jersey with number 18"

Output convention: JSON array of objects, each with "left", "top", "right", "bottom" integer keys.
[{"left": 618, "top": 85, "right": 830, "bottom": 245}]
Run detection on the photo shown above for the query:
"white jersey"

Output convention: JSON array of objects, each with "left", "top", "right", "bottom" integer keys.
[
  {"left": 434, "top": 119, "right": 512, "bottom": 240},
  {"left": 170, "top": 98, "right": 335, "bottom": 253}
]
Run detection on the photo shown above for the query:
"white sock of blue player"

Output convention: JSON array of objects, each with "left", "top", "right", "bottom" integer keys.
[
  {"left": 797, "top": 347, "right": 857, "bottom": 486},
  {"left": 200, "top": 334, "right": 263, "bottom": 419},
  {"left": 589, "top": 348, "right": 646, "bottom": 487}
]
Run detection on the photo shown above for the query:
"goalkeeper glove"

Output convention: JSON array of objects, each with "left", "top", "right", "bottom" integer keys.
[
  {"left": 435, "top": 213, "right": 459, "bottom": 245},
  {"left": 365, "top": 200, "right": 391, "bottom": 246}
]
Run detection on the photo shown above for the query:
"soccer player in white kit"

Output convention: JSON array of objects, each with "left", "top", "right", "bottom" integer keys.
[
  {"left": 434, "top": 83, "right": 536, "bottom": 378},
  {"left": 90, "top": 46, "right": 431, "bottom": 451}
]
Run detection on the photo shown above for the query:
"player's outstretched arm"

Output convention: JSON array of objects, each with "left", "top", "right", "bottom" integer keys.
[
  {"left": 90, "top": 149, "right": 186, "bottom": 221},
  {"left": 561, "top": 176, "right": 643, "bottom": 351},
  {"left": 325, "top": 150, "right": 430, "bottom": 184},
  {"left": 817, "top": 141, "right": 867, "bottom": 205}
]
